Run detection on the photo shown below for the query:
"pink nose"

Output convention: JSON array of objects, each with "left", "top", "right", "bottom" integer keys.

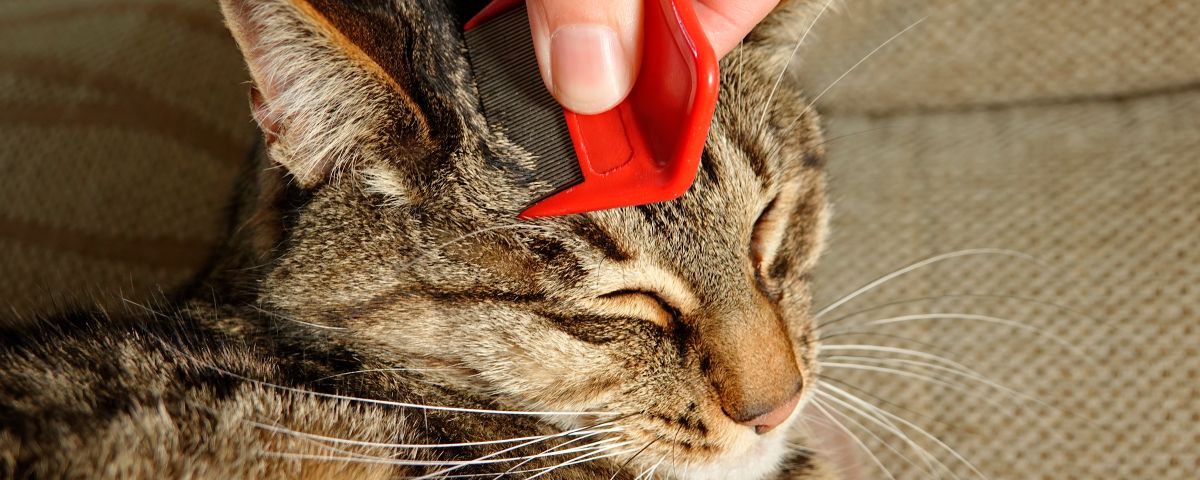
[{"left": 738, "top": 393, "right": 802, "bottom": 435}]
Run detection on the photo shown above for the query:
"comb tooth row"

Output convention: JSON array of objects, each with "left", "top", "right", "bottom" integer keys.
[{"left": 463, "top": 6, "right": 584, "bottom": 198}]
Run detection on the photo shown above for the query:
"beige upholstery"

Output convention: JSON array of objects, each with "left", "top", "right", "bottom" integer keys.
[
  {"left": 797, "top": 0, "right": 1200, "bottom": 113},
  {"left": 0, "top": 0, "right": 1195, "bottom": 478},
  {"left": 0, "top": 0, "right": 254, "bottom": 318},
  {"left": 797, "top": 1, "right": 1198, "bottom": 478}
]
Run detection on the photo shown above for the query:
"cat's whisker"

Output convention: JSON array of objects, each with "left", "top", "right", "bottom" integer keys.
[
  {"left": 814, "top": 393, "right": 939, "bottom": 478},
  {"left": 761, "top": 119, "right": 887, "bottom": 163},
  {"left": 757, "top": 0, "right": 836, "bottom": 130},
  {"left": 261, "top": 437, "right": 627, "bottom": 469},
  {"left": 184, "top": 399, "right": 414, "bottom": 460},
  {"left": 825, "top": 374, "right": 1080, "bottom": 448},
  {"left": 118, "top": 297, "right": 155, "bottom": 315},
  {"left": 490, "top": 429, "right": 622, "bottom": 479},
  {"left": 819, "top": 344, "right": 978, "bottom": 374},
  {"left": 825, "top": 356, "right": 1096, "bottom": 428},
  {"left": 817, "top": 293, "right": 1100, "bottom": 332},
  {"left": 249, "top": 420, "right": 619, "bottom": 450},
  {"left": 822, "top": 360, "right": 1056, "bottom": 434},
  {"left": 667, "top": 423, "right": 684, "bottom": 477},
  {"left": 856, "top": 313, "right": 1090, "bottom": 358},
  {"left": 518, "top": 438, "right": 628, "bottom": 459},
  {"left": 810, "top": 398, "right": 900, "bottom": 480},
  {"left": 813, "top": 331, "right": 947, "bottom": 353},
  {"left": 824, "top": 355, "right": 990, "bottom": 386},
  {"left": 823, "top": 362, "right": 971, "bottom": 395},
  {"left": 260, "top": 418, "right": 394, "bottom": 462},
  {"left": 803, "top": 17, "right": 925, "bottom": 112},
  {"left": 416, "top": 414, "right": 636, "bottom": 478},
  {"left": 253, "top": 420, "right": 387, "bottom": 461},
  {"left": 522, "top": 445, "right": 641, "bottom": 480},
  {"left": 162, "top": 335, "right": 637, "bottom": 474},
  {"left": 822, "top": 357, "right": 1026, "bottom": 418},
  {"left": 822, "top": 357, "right": 1038, "bottom": 412},
  {"left": 207, "top": 363, "right": 617, "bottom": 416},
  {"left": 644, "top": 457, "right": 665, "bottom": 479},
  {"left": 608, "top": 434, "right": 663, "bottom": 480},
  {"left": 309, "top": 366, "right": 463, "bottom": 383},
  {"left": 821, "top": 383, "right": 990, "bottom": 479},
  {"left": 249, "top": 303, "right": 346, "bottom": 330},
  {"left": 816, "top": 391, "right": 958, "bottom": 480},
  {"left": 633, "top": 461, "right": 655, "bottom": 480},
  {"left": 630, "top": 455, "right": 659, "bottom": 479},
  {"left": 818, "top": 386, "right": 954, "bottom": 477},
  {"left": 440, "top": 451, "right": 627, "bottom": 478},
  {"left": 763, "top": 17, "right": 925, "bottom": 158},
  {"left": 814, "top": 249, "right": 1040, "bottom": 319},
  {"left": 819, "top": 376, "right": 960, "bottom": 434},
  {"left": 439, "top": 445, "right": 635, "bottom": 478}
]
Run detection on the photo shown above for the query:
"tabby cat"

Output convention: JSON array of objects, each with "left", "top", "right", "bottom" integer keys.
[{"left": 0, "top": 0, "right": 835, "bottom": 478}]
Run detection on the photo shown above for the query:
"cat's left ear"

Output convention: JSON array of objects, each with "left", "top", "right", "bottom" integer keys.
[{"left": 220, "top": 0, "right": 433, "bottom": 187}]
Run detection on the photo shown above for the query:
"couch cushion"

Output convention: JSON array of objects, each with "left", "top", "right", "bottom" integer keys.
[
  {"left": 794, "top": 0, "right": 1200, "bottom": 114},
  {"left": 800, "top": 2, "right": 1199, "bottom": 478},
  {"left": 0, "top": 0, "right": 255, "bottom": 318}
]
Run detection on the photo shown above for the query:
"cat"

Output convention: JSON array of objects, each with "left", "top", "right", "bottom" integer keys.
[{"left": 0, "top": 0, "right": 836, "bottom": 478}]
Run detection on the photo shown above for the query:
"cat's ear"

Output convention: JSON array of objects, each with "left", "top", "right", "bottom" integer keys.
[{"left": 220, "top": 0, "right": 432, "bottom": 187}]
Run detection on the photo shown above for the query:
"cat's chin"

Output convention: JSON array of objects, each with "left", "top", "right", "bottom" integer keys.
[
  {"left": 653, "top": 408, "right": 803, "bottom": 480},
  {"left": 661, "top": 431, "right": 793, "bottom": 480}
]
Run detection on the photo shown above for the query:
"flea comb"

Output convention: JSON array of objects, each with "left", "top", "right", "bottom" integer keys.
[{"left": 463, "top": 0, "right": 719, "bottom": 218}]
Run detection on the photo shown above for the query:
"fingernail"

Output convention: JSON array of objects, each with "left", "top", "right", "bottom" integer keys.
[{"left": 550, "top": 24, "right": 631, "bottom": 114}]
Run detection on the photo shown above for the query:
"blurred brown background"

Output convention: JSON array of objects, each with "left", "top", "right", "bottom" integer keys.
[{"left": 1, "top": 0, "right": 1196, "bottom": 478}]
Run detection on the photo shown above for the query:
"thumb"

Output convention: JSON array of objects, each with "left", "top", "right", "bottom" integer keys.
[{"left": 527, "top": 0, "right": 642, "bottom": 114}]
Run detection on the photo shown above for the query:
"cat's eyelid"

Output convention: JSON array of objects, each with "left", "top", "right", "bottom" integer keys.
[
  {"left": 590, "top": 263, "right": 699, "bottom": 314},
  {"left": 600, "top": 289, "right": 680, "bottom": 313},
  {"left": 596, "top": 289, "right": 680, "bottom": 327}
]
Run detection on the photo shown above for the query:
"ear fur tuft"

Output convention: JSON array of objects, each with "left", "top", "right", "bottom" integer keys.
[{"left": 219, "top": 0, "right": 429, "bottom": 187}]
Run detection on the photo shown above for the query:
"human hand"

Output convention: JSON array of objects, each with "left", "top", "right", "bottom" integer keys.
[{"left": 527, "top": 0, "right": 780, "bottom": 114}]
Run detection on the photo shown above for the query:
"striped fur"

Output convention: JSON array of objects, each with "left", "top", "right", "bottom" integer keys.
[{"left": 1, "top": 0, "right": 835, "bottom": 478}]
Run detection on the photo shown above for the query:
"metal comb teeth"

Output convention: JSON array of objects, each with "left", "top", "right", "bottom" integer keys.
[{"left": 463, "top": 5, "right": 584, "bottom": 200}]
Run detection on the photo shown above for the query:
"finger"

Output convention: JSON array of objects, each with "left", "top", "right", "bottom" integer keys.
[
  {"left": 527, "top": 0, "right": 642, "bottom": 114},
  {"left": 696, "top": 0, "right": 781, "bottom": 57}
]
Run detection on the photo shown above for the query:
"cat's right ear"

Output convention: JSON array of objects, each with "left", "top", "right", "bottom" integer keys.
[{"left": 219, "top": 0, "right": 433, "bottom": 187}]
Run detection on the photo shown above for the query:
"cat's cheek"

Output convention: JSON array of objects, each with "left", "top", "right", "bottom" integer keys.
[{"left": 484, "top": 329, "right": 627, "bottom": 409}]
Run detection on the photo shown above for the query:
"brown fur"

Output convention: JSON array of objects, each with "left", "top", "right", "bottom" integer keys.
[{"left": 0, "top": 0, "right": 836, "bottom": 478}]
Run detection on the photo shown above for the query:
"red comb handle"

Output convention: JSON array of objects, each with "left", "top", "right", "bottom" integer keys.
[{"left": 520, "top": 0, "right": 718, "bottom": 218}]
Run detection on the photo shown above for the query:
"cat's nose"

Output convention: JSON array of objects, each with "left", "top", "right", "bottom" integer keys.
[
  {"left": 702, "top": 291, "right": 805, "bottom": 435},
  {"left": 734, "top": 392, "right": 802, "bottom": 435}
]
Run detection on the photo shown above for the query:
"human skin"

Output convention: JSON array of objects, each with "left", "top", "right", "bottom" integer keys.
[{"left": 527, "top": 0, "right": 781, "bottom": 114}]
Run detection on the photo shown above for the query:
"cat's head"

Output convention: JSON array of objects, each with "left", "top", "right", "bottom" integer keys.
[{"left": 219, "top": 0, "right": 828, "bottom": 477}]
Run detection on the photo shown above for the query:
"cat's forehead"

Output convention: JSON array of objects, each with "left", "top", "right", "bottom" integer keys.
[
  {"left": 559, "top": 61, "right": 825, "bottom": 292},
  {"left": 586, "top": 137, "right": 816, "bottom": 265}
]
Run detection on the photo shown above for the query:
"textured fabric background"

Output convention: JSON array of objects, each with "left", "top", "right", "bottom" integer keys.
[
  {"left": 796, "top": 0, "right": 1200, "bottom": 114},
  {"left": 796, "top": 1, "right": 1199, "bottom": 478},
  {"left": 0, "top": 0, "right": 255, "bottom": 318},
  {"left": 0, "top": 0, "right": 1196, "bottom": 478}
]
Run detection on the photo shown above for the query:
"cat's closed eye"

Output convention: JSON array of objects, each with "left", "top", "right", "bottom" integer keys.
[{"left": 597, "top": 289, "right": 682, "bottom": 328}]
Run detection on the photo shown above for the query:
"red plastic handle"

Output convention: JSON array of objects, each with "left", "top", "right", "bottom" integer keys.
[{"left": 468, "top": 0, "right": 719, "bottom": 218}]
